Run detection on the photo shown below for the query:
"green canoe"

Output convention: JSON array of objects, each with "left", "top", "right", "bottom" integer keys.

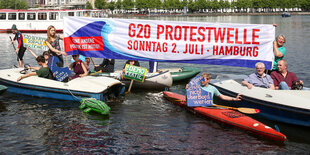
[
  {"left": 164, "top": 67, "right": 201, "bottom": 82},
  {"left": 0, "top": 85, "right": 7, "bottom": 95}
]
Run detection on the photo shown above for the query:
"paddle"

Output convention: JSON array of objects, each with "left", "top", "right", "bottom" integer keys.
[
  {"left": 9, "top": 36, "right": 20, "bottom": 61},
  {"left": 212, "top": 104, "right": 260, "bottom": 114},
  {"left": 175, "top": 99, "right": 260, "bottom": 114}
]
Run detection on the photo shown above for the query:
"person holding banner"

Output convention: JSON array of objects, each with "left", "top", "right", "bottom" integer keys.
[
  {"left": 11, "top": 24, "right": 26, "bottom": 68},
  {"left": 187, "top": 73, "right": 242, "bottom": 102},
  {"left": 45, "top": 25, "right": 67, "bottom": 67},
  {"left": 27, "top": 48, "right": 50, "bottom": 65},
  {"left": 242, "top": 62, "right": 275, "bottom": 90},
  {"left": 17, "top": 55, "right": 53, "bottom": 81},
  {"left": 69, "top": 54, "right": 88, "bottom": 80},
  {"left": 267, "top": 35, "right": 286, "bottom": 74}
]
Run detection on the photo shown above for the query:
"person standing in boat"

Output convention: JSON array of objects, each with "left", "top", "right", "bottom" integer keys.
[
  {"left": 11, "top": 24, "right": 26, "bottom": 68},
  {"left": 242, "top": 62, "right": 275, "bottom": 89},
  {"left": 45, "top": 25, "right": 67, "bottom": 67},
  {"left": 17, "top": 55, "right": 53, "bottom": 81},
  {"left": 186, "top": 73, "right": 242, "bottom": 102},
  {"left": 270, "top": 59, "right": 304, "bottom": 90},
  {"left": 69, "top": 54, "right": 88, "bottom": 80},
  {"left": 267, "top": 34, "right": 286, "bottom": 74}
]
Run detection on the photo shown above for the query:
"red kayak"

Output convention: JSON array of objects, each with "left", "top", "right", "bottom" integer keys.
[{"left": 163, "top": 91, "right": 286, "bottom": 142}]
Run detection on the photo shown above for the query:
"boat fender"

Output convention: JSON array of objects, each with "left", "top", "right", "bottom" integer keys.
[
  {"left": 274, "top": 125, "right": 280, "bottom": 132},
  {"left": 79, "top": 98, "right": 111, "bottom": 115}
]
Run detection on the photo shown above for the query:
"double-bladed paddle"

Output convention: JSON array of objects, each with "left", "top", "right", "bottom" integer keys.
[{"left": 212, "top": 104, "right": 260, "bottom": 114}]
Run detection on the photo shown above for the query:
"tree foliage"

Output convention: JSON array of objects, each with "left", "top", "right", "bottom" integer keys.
[
  {"left": 104, "top": 0, "right": 310, "bottom": 13},
  {"left": 0, "top": 0, "right": 28, "bottom": 9}
]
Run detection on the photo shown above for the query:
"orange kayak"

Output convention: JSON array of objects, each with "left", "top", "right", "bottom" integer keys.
[{"left": 163, "top": 91, "right": 286, "bottom": 142}]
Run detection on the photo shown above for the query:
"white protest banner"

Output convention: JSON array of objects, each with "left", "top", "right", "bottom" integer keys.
[
  {"left": 23, "top": 34, "right": 48, "bottom": 51},
  {"left": 64, "top": 17, "right": 275, "bottom": 69}
]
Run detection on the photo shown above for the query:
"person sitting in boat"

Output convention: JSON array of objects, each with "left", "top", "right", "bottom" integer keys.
[
  {"left": 85, "top": 57, "right": 91, "bottom": 73},
  {"left": 45, "top": 25, "right": 67, "bottom": 67},
  {"left": 69, "top": 54, "right": 88, "bottom": 80},
  {"left": 122, "top": 60, "right": 140, "bottom": 72},
  {"left": 11, "top": 24, "right": 26, "bottom": 68},
  {"left": 267, "top": 34, "right": 286, "bottom": 74},
  {"left": 27, "top": 48, "right": 50, "bottom": 67},
  {"left": 242, "top": 62, "right": 275, "bottom": 90},
  {"left": 94, "top": 59, "right": 115, "bottom": 73},
  {"left": 17, "top": 55, "right": 53, "bottom": 81},
  {"left": 271, "top": 59, "right": 304, "bottom": 90},
  {"left": 186, "top": 73, "right": 242, "bottom": 102}
]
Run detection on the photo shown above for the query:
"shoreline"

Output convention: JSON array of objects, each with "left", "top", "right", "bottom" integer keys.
[{"left": 109, "top": 12, "right": 310, "bottom": 18}]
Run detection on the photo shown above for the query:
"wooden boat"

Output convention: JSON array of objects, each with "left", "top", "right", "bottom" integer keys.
[
  {"left": 0, "top": 68, "right": 124, "bottom": 101},
  {"left": 210, "top": 75, "right": 310, "bottom": 127},
  {"left": 0, "top": 84, "right": 7, "bottom": 95},
  {"left": 160, "top": 67, "right": 201, "bottom": 82},
  {"left": 92, "top": 70, "right": 173, "bottom": 91},
  {"left": 163, "top": 91, "right": 287, "bottom": 142},
  {"left": 0, "top": 9, "right": 107, "bottom": 33}
]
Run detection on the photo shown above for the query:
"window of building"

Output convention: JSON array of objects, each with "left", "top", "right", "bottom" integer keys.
[
  {"left": 0, "top": 13, "right": 6, "bottom": 20},
  {"left": 38, "top": 13, "right": 47, "bottom": 20},
  {"left": 27, "top": 13, "right": 36, "bottom": 20},
  {"left": 8, "top": 13, "right": 17, "bottom": 20},
  {"left": 18, "top": 13, "right": 25, "bottom": 20}
]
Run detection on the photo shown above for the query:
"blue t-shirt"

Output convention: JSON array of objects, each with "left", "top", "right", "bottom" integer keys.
[
  {"left": 201, "top": 85, "right": 221, "bottom": 97},
  {"left": 272, "top": 46, "right": 286, "bottom": 70}
]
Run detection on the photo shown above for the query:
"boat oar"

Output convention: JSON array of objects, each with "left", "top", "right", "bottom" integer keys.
[
  {"left": 174, "top": 99, "right": 260, "bottom": 114},
  {"left": 212, "top": 104, "right": 260, "bottom": 114},
  {"left": 9, "top": 36, "right": 20, "bottom": 62}
]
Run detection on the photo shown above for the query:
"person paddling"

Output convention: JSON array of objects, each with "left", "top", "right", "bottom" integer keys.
[
  {"left": 186, "top": 73, "right": 242, "bottom": 102},
  {"left": 11, "top": 24, "right": 26, "bottom": 68}
]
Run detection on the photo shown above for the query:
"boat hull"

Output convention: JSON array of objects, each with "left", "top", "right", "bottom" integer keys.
[
  {"left": 211, "top": 79, "right": 310, "bottom": 127},
  {"left": 163, "top": 91, "right": 286, "bottom": 142},
  {"left": 93, "top": 70, "right": 173, "bottom": 90},
  {"left": 0, "top": 68, "right": 124, "bottom": 101},
  {"left": 165, "top": 67, "right": 201, "bottom": 82},
  {"left": 0, "top": 85, "right": 7, "bottom": 95}
]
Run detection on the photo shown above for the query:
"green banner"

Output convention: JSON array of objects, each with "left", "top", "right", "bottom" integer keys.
[
  {"left": 23, "top": 34, "right": 48, "bottom": 51},
  {"left": 123, "top": 64, "right": 148, "bottom": 82}
]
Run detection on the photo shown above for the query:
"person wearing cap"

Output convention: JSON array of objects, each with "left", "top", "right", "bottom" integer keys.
[{"left": 11, "top": 24, "right": 26, "bottom": 68}]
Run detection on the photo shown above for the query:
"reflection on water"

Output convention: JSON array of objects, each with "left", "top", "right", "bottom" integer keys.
[{"left": 1, "top": 15, "right": 310, "bottom": 153}]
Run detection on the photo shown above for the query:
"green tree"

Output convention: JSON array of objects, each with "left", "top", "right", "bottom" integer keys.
[
  {"left": 95, "top": 0, "right": 106, "bottom": 9},
  {"left": 187, "top": 0, "right": 198, "bottom": 13},
  {"left": 86, "top": 1, "right": 93, "bottom": 9},
  {"left": 107, "top": 1, "right": 116, "bottom": 14},
  {"left": 300, "top": 0, "right": 310, "bottom": 11},
  {"left": 211, "top": 0, "right": 220, "bottom": 12},
  {"left": 196, "top": 0, "right": 206, "bottom": 12},
  {"left": 122, "top": 0, "right": 134, "bottom": 12},
  {"left": 115, "top": 0, "right": 122, "bottom": 13},
  {"left": 0, "top": 0, "right": 28, "bottom": 9},
  {"left": 135, "top": 0, "right": 148, "bottom": 13}
]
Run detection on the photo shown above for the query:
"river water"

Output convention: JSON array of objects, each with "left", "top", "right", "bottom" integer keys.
[{"left": 0, "top": 15, "right": 310, "bottom": 154}]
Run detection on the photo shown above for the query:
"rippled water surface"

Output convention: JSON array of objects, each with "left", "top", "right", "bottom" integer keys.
[{"left": 1, "top": 15, "right": 310, "bottom": 154}]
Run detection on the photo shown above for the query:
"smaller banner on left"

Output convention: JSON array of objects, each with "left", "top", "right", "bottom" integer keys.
[
  {"left": 23, "top": 34, "right": 48, "bottom": 51},
  {"left": 122, "top": 64, "right": 148, "bottom": 82}
]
